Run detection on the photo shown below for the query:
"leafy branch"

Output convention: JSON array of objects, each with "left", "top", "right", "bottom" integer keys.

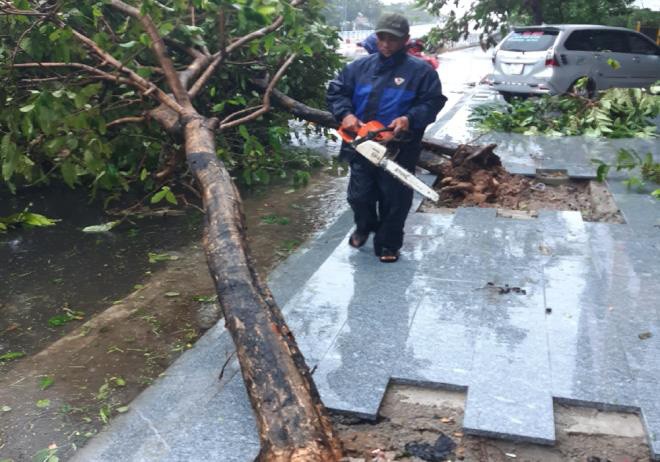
[
  {"left": 593, "top": 148, "right": 660, "bottom": 198},
  {"left": 470, "top": 84, "right": 659, "bottom": 138}
]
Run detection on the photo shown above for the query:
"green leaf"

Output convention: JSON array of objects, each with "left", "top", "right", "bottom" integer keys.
[
  {"left": 151, "top": 186, "right": 174, "bottom": 204},
  {"left": 238, "top": 124, "right": 250, "bottom": 140},
  {"left": 119, "top": 40, "right": 137, "bottom": 48},
  {"left": 164, "top": 189, "right": 177, "bottom": 204},
  {"left": 39, "top": 376, "right": 55, "bottom": 390},
  {"left": 19, "top": 104, "right": 35, "bottom": 113},
  {"left": 47, "top": 310, "right": 84, "bottom": 327},
  {"left": 36, "top": 399, "right": 50, "bottom": 408},
  {"left": 60, "top": 161, "right": 77, "bottom": 188},
  {"left": 595, "top": 163, "right": 610, "bottom": 182},
  {"left": 22, "top": 213, "right": 59, "bottom": 227},
  {"left": 0, "top": 351, "right": 25, "bottom": 362},
  {"left": 606, "top": 58, "right": 620, "bottom": 70},
  {"left": 81, "top": 221, "right": 120, "bottom": 233},
  {"left": 148, "top": 252, "right": 179, "bottom": 263},
  {"left": 99, "top": 404, "right": 110, "bottom": 424}
]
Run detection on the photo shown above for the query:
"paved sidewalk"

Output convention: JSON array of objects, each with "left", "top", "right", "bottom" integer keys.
[{"left": 75, "top": 95, "right": 660, "bottom": 460}]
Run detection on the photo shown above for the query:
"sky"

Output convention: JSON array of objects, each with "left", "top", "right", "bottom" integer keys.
[
  {"left": 381, "top": 0, "right": 660, "bottom": 10},
  {"left": 634, "top": 0, "right": 660, "bottom": 9}
]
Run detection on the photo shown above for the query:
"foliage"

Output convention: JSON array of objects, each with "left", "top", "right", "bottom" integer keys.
[
  {"left": 147, "top": 252, "right": 179, "bottom": 263},
  {"left": 1, "top": 0, "right": 343, "bottom": 199},
  {"left": 32, "top": 446, "right": 59, "bottom": 462},
  {"left": 81, "top": 221, "right": 121, "bottom": 233},
  {"left": 39, "top": 376, "right": 55, "bottom": 390},
  {"left": 150, "top": 186, "right": 177, "bottom": 205},
  {"left": 469, "top": 86, "right": 660, "bottom": 138},
  {"left": 261, "top": 213, "right": 290, "bottom": 224},
  {"left": 603, "top": 7, "right": 660, "bottom": 29},
  {"left": 0, "top": 351, "right": 25, "bottom": 362},
  {"left": 0, "top": 209, "right": 58, "bottom": 232},
  {"left": 417, "top": 0, "right": 634, "bottom": 48},
  {"left": 593, "top": 149, "right": 660, "bottom": 198},
  {"left": 47, "top": 307, "right": 85, "bottom": 327}
]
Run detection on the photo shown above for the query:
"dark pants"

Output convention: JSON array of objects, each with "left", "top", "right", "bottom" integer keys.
[{"left": 347, "top": 151, "right": 418, "bottom": 255}]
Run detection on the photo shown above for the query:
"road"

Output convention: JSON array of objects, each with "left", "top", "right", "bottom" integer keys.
[{"left": 436, "top": 45, "right": 496, "bottom": 115}]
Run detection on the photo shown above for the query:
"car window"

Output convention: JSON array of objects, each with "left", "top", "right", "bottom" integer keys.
[
  {"left": 501, "top": 30, "right": 559, "bottom": 52},
  {"left": 564, "top": 30, "right": 597, "bottom": 51},
  {"left": 627, "top": 32, "right": 659, "bottom": 55},
  {"left": 590, "top": 30, "right": 630, "bottom": 53}
]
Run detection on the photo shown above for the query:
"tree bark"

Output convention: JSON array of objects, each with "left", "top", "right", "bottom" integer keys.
[
  {"left": 183, "top": 117, "right": 343, "bottom": 461},
  {"left": 524, "top": 0, "right": 545, "bottom": 24}
]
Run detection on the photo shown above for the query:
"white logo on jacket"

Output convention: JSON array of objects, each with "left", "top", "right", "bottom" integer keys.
[{"left": 394, "top": 77, "right": 405, "bottom": 85}]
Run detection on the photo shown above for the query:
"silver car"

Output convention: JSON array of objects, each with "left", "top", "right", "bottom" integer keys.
[{"left": 489, "top": 25, "right": 660, "bottom": 100}]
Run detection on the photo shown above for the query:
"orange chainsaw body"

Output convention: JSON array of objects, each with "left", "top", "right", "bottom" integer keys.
[{"left": 338, "top": 120, "right": 394, "bottom": 144}]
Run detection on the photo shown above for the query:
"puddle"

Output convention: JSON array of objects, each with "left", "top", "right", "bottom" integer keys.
[
  {"left": 0, "top": 187, "right": 204, "bottom": 358},
  {"left": 0, "top": 160, "right": 347, "bottom": 360}
]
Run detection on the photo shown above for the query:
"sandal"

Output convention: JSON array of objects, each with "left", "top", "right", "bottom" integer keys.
[
  {"left": 379, "top": 248, "right": 399, "bottom": 263},
  {"left": 348, "top": 231, "right": 369, "bottom": 248}
]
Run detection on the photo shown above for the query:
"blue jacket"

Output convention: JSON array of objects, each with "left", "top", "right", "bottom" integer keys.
[
  {"left": 327, "top": 48, "right": 446, "bottom": 162},
  {"left": 357, "top": 33, "right": 378, "bottom": 54}
]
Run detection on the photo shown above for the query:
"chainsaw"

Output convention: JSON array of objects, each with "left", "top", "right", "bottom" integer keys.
[{"left": 338, "top": 121, "right": 439, "bottom": 202}]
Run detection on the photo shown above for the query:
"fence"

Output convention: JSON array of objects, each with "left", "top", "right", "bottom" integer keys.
[{"left": 636, "top": 22, "right": 660, "bottom": 45}]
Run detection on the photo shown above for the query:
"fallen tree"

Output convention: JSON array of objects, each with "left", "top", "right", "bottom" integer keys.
[
  {"left": 2, "top": 1, "right": 343, "bottom": 460},
  {"left": 2, "top": 2, "right": 476, "bottom": 459}
]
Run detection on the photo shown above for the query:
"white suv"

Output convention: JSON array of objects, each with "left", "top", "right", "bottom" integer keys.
[{"left": 490, "top": 25, "right": 660, "bottom": 100}]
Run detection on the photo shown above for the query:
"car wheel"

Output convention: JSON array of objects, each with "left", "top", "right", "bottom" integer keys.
[
  {"left": 499, "top": 91, "right": 527, "bottom": 104},
  {"left": 569, "top": 78, "right": 595, "bottom": 99}
]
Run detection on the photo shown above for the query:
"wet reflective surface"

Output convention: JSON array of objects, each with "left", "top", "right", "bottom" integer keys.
[
  {"left": 72, "top": 48, "right": 660, "bottom": 461},
  {"left": 0, "top": 161, "right": 347, "bottom": 360},
  {"left": 280, "top": 188, "right": 659, "bottom": 454},
  {"left": 0, "top": 187, "right": 204, "bottom": 357}
]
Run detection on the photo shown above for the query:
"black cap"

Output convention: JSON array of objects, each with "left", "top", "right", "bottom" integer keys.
[{"left": 375, "top": 13, "right": 410, "bottom": 38}]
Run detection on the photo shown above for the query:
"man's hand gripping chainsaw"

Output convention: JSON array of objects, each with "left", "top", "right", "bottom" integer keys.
[{"left": 338, "top": 121, "right": 439, "bottom": 202}]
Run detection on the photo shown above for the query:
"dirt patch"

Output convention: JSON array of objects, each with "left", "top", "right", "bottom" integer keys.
[
  {"left": 335, "top": 385, "right": 651, "bottom": 462},
  {"left": 418, "top": 147, "right": 624, "bottom": 223},
  {"left": 0, "top": 246, "right": 213, "bottom": 461}
]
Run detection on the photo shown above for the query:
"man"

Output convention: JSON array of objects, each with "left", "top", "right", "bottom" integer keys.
[
  {"left": 327, "top": 13, "right": 447, "bottom": 263},
  {"left": 357, "top": 33, "right": 378, "bottom": 55},
  {"left": 407, "top": 38, "right": 439, "bottom": 69}
]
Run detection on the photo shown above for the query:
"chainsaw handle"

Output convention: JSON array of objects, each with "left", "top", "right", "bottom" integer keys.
[{"left": 338, "top": 126, "right": 358, "bottom": 143}]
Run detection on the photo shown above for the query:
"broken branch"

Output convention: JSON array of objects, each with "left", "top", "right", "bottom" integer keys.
[
  {"left": 108, "top": 0, "right": 193, "bottom": 111},
  {"left": 218, "top": 53, "right": 296, "bottom": 130}
]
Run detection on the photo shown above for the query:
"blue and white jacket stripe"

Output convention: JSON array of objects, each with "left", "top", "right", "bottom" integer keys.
[{"left": 327, "top": 48, "right": 446, "bottom": 138}]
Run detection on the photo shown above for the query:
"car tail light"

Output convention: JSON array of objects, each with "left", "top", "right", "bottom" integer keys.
[{"left": 545, "top": 52, "right": 560, "bottom": 67}]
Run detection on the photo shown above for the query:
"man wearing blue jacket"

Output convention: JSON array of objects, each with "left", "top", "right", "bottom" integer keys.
[{"left": 327, "top": 13, "right": 447, "bottom": 263}]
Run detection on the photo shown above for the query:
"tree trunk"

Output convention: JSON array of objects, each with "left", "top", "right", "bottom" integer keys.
[
  {"left": 183, "top": 117, "right": 343, "bottom": 461},
  {"left": 524, "top": 0, "right": 545, "bottom": 24}
]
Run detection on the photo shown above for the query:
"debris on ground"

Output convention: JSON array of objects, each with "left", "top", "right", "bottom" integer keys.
[
  {"left": 418, "top": 145, "right": 624, "bottom": 224},
  {"left": 586, "top": 457, "right": 613, "bottom": 462},
  {"left": 403, "top": 433, "right": 457, "bottom": 461},
  {"left": 638, "top": 331, "right": 653, "bottom": 340},
  {"left": 485, "top": 282, "right": 527, "bottom": 295}
]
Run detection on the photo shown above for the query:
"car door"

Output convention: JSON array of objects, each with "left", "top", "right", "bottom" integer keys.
[
  {"left": 562, "top": 29, "right": 600, "bottom": 87},
  {"left": 589, "top": 29, "right": 633, "bottom": 88},
  {"left": 625, "top": 32, "right": 660, "bottom": 86}
]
